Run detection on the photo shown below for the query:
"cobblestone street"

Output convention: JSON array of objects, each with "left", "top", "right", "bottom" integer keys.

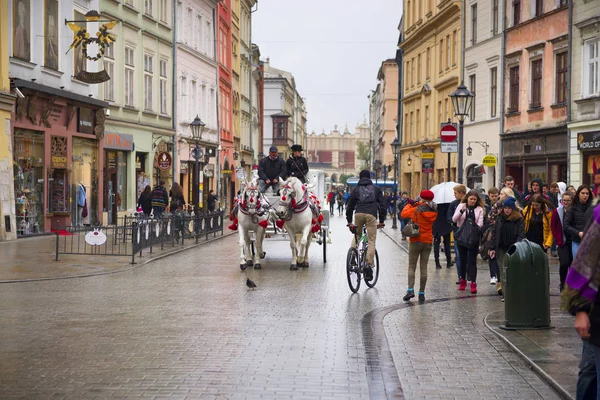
[{"left": 0, "top": 215, "right": 575, "bottom": 399}]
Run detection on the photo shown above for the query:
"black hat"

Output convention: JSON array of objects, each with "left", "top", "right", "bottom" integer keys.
[
  {"left": 291, "top": 144, "right": 303, "bottom": 152},
  {"left": 269, "top": 146, "right": 278, "bottom": 152},
  {"left": 359, "top": 170, "right": 371, "bottom": 179}
]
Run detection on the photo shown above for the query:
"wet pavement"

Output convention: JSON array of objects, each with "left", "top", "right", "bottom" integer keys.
[{"left": 0, "top": 213, "right": 578, "bottom": 399}]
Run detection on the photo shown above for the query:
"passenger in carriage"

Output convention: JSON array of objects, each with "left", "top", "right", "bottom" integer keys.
[
  {"left": 258, "top": 146, "right": 288, "bottom": 194},
  {"left": 286, "top": 144, "right": 309, "bottom": 184}
]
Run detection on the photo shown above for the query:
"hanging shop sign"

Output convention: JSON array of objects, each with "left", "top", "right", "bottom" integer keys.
[
  {"left": 422, "top": 150, "right": 435, "bottom": 174},
  {"left": 103, "top": 133, "right": 134, "bottom": 151},
  {"left": 577, "top": 131, "right": 600, "bottom": 150},
  {"left": 221, "top": 169, "right": 233, "bottom": 175},
  {"left": 107, "top": 151, "right": 117, "bottom": 169},
  {"left": 157, "top": 152, "right": 172, "bottom": 170},
  {"left": 482, "top": 155, "right": 498, "bottom": 167},
  {"left": 51, "top": 136, "right": 68, "bottom": 168},
  {"left": 78, "top": 107, "right": 94, "bottom": 134},
  {"left": 180, "top": 161, "right": 189, "bottom": 174},
  {"left": 65, "top": 11, "right": 118, "bottom": 84}
]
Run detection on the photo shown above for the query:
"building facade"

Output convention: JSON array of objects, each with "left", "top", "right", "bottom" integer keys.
[
  {"left": 501, "top": 0, "right": 568, "bottom": 190},
  {"left": 374, "top": 59, "right": 398, "bottom": 172},
  {"left": 0, "top": 0, "right": 17, "bottom": 241},
  {"left": 399, "top": 0, "right": 463, "bottom": 196},
  {"left": 174, "top": 0, "right": 219, "bottom": 211},
  {"left": 9, "top": 0, "right": 110, "bottom": 235},
  {"left": 568, "top": 0, "right": 600, "bottom": 188},
  {"left": 99, "top": 0, "right": 175, "bottom": 224},
  {"left": 368, "top": 85, "right": 382, "bottom": 171},
  {"left": 462, "top": 0, "right": 504, "bottom": 189}
]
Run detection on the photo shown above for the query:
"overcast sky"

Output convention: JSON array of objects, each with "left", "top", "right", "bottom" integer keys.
[{"left": 252, "top": 0, "right": 403, "bottom": 135}]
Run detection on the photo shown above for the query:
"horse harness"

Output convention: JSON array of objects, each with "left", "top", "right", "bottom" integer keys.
[{"left": 279, "top": 183, "right": 319, "bottom": 221}]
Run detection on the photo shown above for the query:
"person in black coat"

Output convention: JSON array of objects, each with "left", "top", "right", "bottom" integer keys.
[
  {"left": 137, "top": 185, "right": 152, "bottom": 216},
  {"left": 489, "top": 197, "right": 526, "bottom": 277},
  {"left": 564, "top": 184, "right": 593, "bottom": 258},
  {"left": 447, "top": 184, "right": 467, "bottom": 282},
  {"left": 286, "top": 144, "right": 309, "bottom": 183},
  {"left": 258, "top": 146, "right": 287, "bottom": 194},
  {"left": 433, "top": 203, "right": 453, "bottom": 269}
]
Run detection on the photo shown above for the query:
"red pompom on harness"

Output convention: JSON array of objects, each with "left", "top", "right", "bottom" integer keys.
[
  {"left": 282, "top": 195, "right": 287, "bottom": 201},
  {"left": 311, "top": 224, "right": 321, "bottom": 233},
  {"left": 291, "top": 198, "right": 297, "bottom": 208},
  {"left": 276, "top": 219, "right": 285, "bottom": 229},
  {"left": 318, "top": 214, "right": 324, "bottom": 223},
  {"left": 258, "top": 220, "right": 269, "bottom": 229}
]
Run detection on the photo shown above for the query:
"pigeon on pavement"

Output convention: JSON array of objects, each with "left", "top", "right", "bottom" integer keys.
[{"left": 246, "top": 278, "right": 257, "bottom": 289}]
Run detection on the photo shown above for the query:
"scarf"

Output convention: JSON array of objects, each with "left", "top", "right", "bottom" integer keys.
[{"left": 563, "top": 205, "right": 600, "bottom": 306}]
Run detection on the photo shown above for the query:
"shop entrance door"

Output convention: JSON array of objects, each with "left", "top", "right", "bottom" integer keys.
[{"left": 107, "top": 173, "right": 118, "bottom": 225}]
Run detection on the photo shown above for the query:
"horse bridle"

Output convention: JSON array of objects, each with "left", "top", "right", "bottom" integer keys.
[{"left": 279, "top": 184, "right": 309, "bottom": 221}]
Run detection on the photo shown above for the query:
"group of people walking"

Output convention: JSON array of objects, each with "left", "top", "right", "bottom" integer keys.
[{"left": 136, "top": 181, "right": 218, "bottom": 218}]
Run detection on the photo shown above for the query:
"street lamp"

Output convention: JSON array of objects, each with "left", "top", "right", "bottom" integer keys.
[
  {"left": 449, "top": 82, "right": 474, "bottom": 184},
  {"left": 407, "top": 156, "right": 412, "bottom": 167},
  {"left": 391, "top": 138, "right": 401, "bottom": 229},
  {"left": 190, "top": 115, "right": 206, "bottom": 214}
]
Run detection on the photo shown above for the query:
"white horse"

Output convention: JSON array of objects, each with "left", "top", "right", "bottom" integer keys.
[
  {"left": 236, "top": 180, "right": 272, "bottom": 270},
  {"left": 276, "top": 177, "right": 320, "bottom": 270}
]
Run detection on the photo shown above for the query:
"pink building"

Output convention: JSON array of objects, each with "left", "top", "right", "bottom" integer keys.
[{"left": 502, "top": 0, "right": 569, "bottom": 190}]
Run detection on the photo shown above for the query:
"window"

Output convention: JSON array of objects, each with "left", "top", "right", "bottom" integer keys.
[
  {"left": 404, "top": 113, "right": 408, "bottom": 143},
  {"left": 159, "top": 0, "right": 168, "bottom": 23},
  {"left": 159, "top": 60, "right": 168, "bottom": 114},
  {"left": 535, "top": 0, "right": 543, "bottom": 17},
  {"left": 426, "top": 47, "right": 431, "bottom": 79},
  {"left": 469, "top": 74, "right": 476, "bottom": 121},
  {"left": 417, "top": 54, "right": 421, "bottom": 84},
  {"left": 125, "top": 0, "right": 134, "bottom": 5},
  {"left": 409, "top": 112, "right": 414, "bottom": 141},
  {"left": 407, "top": 0, "right": 411, "bottom": 26},
  {"left": 445, "top": 98, "right": 450, "bottom": 120},
  {"left": 191, "top": 80, "right": 197, "bottom": 119},
  {"left": 219, "top": 27, "right": 228, "bottom": 66},
  {"left": 438, "top": 101, "right": 442, "bottom": 126},
  {"left": 103, "top": 42, "right": 115, "bottom": 101},
  {"left": 492, "top": 0, "right": 499, "bottom": 35},
  {"left": 143, "top": 54, "right": 154, "bottom": 111},
  {"left": 513, "top": 0, "right": 521, "bottom": 26},
  {"left": 446, "top": 35, "right": 451, "bottom": 69},
  {"left": 411, "top": 58, "right": 415, "bottom": 87},
  {"left": 425, "top": 105, "right": 430, "bottom": 138},
  {"left": 471, "top": 4, "right": 477, "bottom": 45},
  {"left": 196, "top": 15, "right": 203, "bottom": 50},
  {"left": 452, "top": 30, "right": 457, "bottom": 65},
  {"left": 509, "top": 65, "right": 520, "bottom": 112},
  {"left": 124, "top": 47, "right": 135, "bottom": 107},
  {"left": 144, "top": 0, "right": 153, "bottom": 16},
  {"left": 490, "top": 67, "right": 497, "bottom": 117},
  {"left": 556, "top": 53, "right": 567, "bottom": 104},
  {"left": 405, "top": 61, "right": 410, "bottom": 89},
  {"left": 416, "top": 109, "right": 420, "bottom": 139},
  {"left": 440, "top": 39, "right": 444, "bottom": 72},
  {"left": 181, "top": 76, "right": 187, "bottom": 120},
  {"left": 531, "top": 59, "right": 542, "bottom": 108},
  {"left": 584, "top": 41, "right": 599, "bottom": 97}
]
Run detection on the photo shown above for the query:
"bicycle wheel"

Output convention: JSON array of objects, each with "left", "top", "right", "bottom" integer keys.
[
  {"left": 365, "top": 249, "right": 380, "bottom": 288},
  {"left": 321, "top": 227, "right": 327, "bottom": 264},
  {"left": 346, "top": 247, "right": 361, "bottom": 293}
]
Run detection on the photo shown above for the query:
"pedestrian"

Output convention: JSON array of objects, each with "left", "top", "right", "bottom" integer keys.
[
  {"left": 551, "top": 192, "right": 574, "bottom": 292},
  {"left": 452, "top": 189, "right": 485, "bottom": 294},
  {"left": 489, "top": 197, "right": 526, "bottom": 297},
  {"left": 169, "top": 182, "right": 186, "bottom": 212},
  {"left": 343, "top": 190, "right": 350, "bottom": 206},
  {"left": 137, "top": 185, "right": 152, "bottom": 216},
  {"left": 523, "top": 194, "right": 553, "bottom": 252},
  {"left": 207, "top": 189, "right": 217, "bottom": 213},
  {"left": 567, "top": 184, "right": 576, "bottom": 193},
  {"left": 286, "top": 144, "right": 309, "bottom": 183},
  {"left": 484, "top": 187, "right": 500, "bottom": 284},
  {"left": 258, "top": 146, "right": 287, "bottom": 194},
  {"left": 594, "top": 171, "right": 600, "bottom": 198},
  {"left": 564, "top": 185, "right": 593, "bottom": 258},
  {"left": 337, "top": 190, "right": 344, "bottom": 215},
  {"left": 447, "top": 184, "right": 467, "bottom": 283},
  {"left": 401, "top": 189, "right": 438, "bottom": 302},
  {"left": 151, "top": 180, "right": 169, "bottom": 218},
  {"left": 433, "top": 202, "right": 453, "bottom": 270},
  {"left": 523, "top": 178, "right": 550, "bottom": 207},
  {"left": 397, "top": 191, "right": 411, "bottom": 240},
  {"left": 328, "top": 189, "right": 336, "bottom": 215},
  {"left": 503, "top": 175, "right": 523, "bottom": 205},
  {"left": 561, "top": 204, "right": 600, "bottom": 400}
]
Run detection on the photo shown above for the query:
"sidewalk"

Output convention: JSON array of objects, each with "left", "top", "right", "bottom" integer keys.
[
  {"left": 382, "top": 223, "right": 577, "bottom": 400},
  {"left": 0, "top": 230, "right": 234, "bottom": 283}
]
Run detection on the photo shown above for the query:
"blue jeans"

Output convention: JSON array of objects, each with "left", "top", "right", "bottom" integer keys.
[
  {"left": 573, "top": 241, "right": 581, "bottom": 259},
  {"left": 400, "top": 219, "right": 407, "bottom": 236},
  {"left": 577, "top": 341, "right": 598, "bottom": 400},
  {"left": 152, "top": 206, "right": 165, "bottom": 218}
]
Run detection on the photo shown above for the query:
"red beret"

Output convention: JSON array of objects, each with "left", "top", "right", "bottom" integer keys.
[{"left": 420, "top": 190, "right": 434, "bottom": 201}]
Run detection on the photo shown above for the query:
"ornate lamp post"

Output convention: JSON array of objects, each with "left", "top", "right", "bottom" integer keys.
[
  {"left": 449, "top": 82, "right": 474, "bottom": 184},
  {"left": 190, "top": 115, "right": 206, "bottom": 214},
  {"left": 391, "top": 138, "right": 401, "bottom": 229}
]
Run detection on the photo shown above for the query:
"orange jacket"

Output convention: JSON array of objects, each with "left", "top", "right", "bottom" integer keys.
[{"left": 400, "top": 202, "right": 438, "bottom": 244}]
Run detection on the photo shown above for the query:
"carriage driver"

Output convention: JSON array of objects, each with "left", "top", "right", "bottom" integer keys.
[
  {"left": 258, "top": 146, "right": 288, "bottom": 194},
  {"left": 286, "top": 144, "right": 309, "bottom": 184}
]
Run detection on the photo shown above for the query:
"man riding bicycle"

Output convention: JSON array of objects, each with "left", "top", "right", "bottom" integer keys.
[{"left": 345, "top": 169, "right": 387, "bottom": 281}]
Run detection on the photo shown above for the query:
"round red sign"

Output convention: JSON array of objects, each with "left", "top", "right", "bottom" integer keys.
[
  {"left": 440, "top": 124, "right": 458, "bottom": 142},
  {"left": 157, "top": 152, "right": 172, "bottom": 170}
]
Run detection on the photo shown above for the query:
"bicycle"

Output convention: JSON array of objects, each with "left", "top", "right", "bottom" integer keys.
[{"left": 346, "top": 225, "right": 380, "bottom": 293}]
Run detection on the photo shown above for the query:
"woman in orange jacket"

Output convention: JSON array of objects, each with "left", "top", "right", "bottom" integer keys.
[
  {"left": 523, "top": 194, "right": 554, "bottom": 251},
  {"left": 400, "top": 190, "right": 438, "bottom": 302}
]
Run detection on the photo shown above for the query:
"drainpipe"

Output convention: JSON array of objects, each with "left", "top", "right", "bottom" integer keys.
[
  {"left": 461, "top": 0, "right": 465, "bottom": 83},
  {"left": 566, "top": 0, "right": 573, "bottom": 182},
  {"left": 171, "top": 0, "right": 178, "bottom": 183},
  {"left": 214, "top": 6, "right": 222, "bottom": 210},
  {"left": 498, "top": 0, "right": 506, "bottom": 187},
  {"left": 249, "top": 5, "right": 254, "bottom": 164},
  {"left": 396, "top": 47, "right": 403, "bottom": 192}
]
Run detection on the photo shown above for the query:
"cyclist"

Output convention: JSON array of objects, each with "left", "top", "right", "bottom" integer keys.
[{"left": 346, "top": 169, "right": 387, "bottom": 281}]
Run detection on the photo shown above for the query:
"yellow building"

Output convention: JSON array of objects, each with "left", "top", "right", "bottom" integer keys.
[
  {"left": 399, "top": 0, "right": 462, "bottom": 196},
  {"left": 0, "top": 0, "right": 17, "bottom": 241}
]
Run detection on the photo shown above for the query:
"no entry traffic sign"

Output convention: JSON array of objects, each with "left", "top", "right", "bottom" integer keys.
[{"left": 440, "top": 123, "right": 458, "bottom": 142}]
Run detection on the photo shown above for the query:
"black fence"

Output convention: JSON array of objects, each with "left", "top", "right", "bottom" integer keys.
[{"left": 55, "top": 211, "right": 224, "bottom": 264}]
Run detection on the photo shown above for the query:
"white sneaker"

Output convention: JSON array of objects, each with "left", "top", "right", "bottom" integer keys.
[{"left": 490, "top": 277, "right": 498, "bottom": 285}]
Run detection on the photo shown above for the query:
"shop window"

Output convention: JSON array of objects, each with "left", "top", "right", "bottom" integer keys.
[
  {"left": 466, "top": 164, "right": 484, "bottom": 190},
  {"left": 72, "top": 138, "right": 99, "bottom": 226},
  {"left": 48, "top": 169, "right": 70, "bottom": 214},
  {"left": 14, "top": 130, "right": 45, "bottom": 235}
]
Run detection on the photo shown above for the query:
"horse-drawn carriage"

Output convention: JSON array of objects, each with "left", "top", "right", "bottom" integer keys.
[{"left": 230, "top": 169, "right": 330, "bottom": 270}]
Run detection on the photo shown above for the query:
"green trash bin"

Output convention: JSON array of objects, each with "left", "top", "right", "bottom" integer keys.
[{"left": 501, "top": 239, "right": 551, "bottom": 330}]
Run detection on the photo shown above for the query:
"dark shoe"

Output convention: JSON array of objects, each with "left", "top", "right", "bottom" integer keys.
[
  {"left": 559, "top": 283, "right": 564, "bottom": 292},
  {"left": 403, "top": 290, "right": 415, "bottom": 301},
  {"left": 435, "top": 261, "right": 442, "bottom": 269},
  {"left": 418, "top": 292, "right": 425, "bottom": 302},
  {"left": 364, "top": 265, "right": 374, "bottom": 281},
  {"left": 447, "top": 261, "right": 453, "bottom": 269},
  {"left": 456, "top": 279, "right": 461, "bottom": 284},
  {"left": 290, "top": 264, "right": 298, "bottom": 270}
]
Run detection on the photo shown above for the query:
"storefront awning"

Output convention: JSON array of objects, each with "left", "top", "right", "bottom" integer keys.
[{"left": 12, "top": 79, "right": 109, "bottom": 109}]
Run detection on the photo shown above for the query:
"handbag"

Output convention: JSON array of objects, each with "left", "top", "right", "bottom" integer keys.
[
  {"left": 401, "top": 207, "right": 421, "bottom": 238},
  {"left": 82, "top": 199, "right": 88, "bottom": 218},
  {"left": 455, "top": 207, "right": 481, "bottom": 249}
]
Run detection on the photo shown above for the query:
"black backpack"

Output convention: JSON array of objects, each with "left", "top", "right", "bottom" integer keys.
[{"left": 358, "top": 185, "right": 375, "bottom": 203}]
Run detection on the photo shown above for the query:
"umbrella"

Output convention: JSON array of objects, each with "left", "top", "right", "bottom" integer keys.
[{"left": 429, "top": 181, "right": 471, "bottom": 204}]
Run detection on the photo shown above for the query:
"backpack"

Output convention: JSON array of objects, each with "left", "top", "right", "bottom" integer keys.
[{"left": 358, "top": 185, "right": 375, "bottom": 203}]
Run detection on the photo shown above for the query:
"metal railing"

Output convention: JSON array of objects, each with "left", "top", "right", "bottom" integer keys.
[{"left": 55, "top": 211, "right": 224, "bottom": 264}]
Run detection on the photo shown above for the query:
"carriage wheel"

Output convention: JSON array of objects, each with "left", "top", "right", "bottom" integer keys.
[
  {"left": 346, "top": 247, "right": 361, "bottom": 293},
  {"left": 321, "top": 227, "right": 327, "bottom": 264},
  {"left": 365, "top": 249, "right": 380, "bottom": 288}
]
